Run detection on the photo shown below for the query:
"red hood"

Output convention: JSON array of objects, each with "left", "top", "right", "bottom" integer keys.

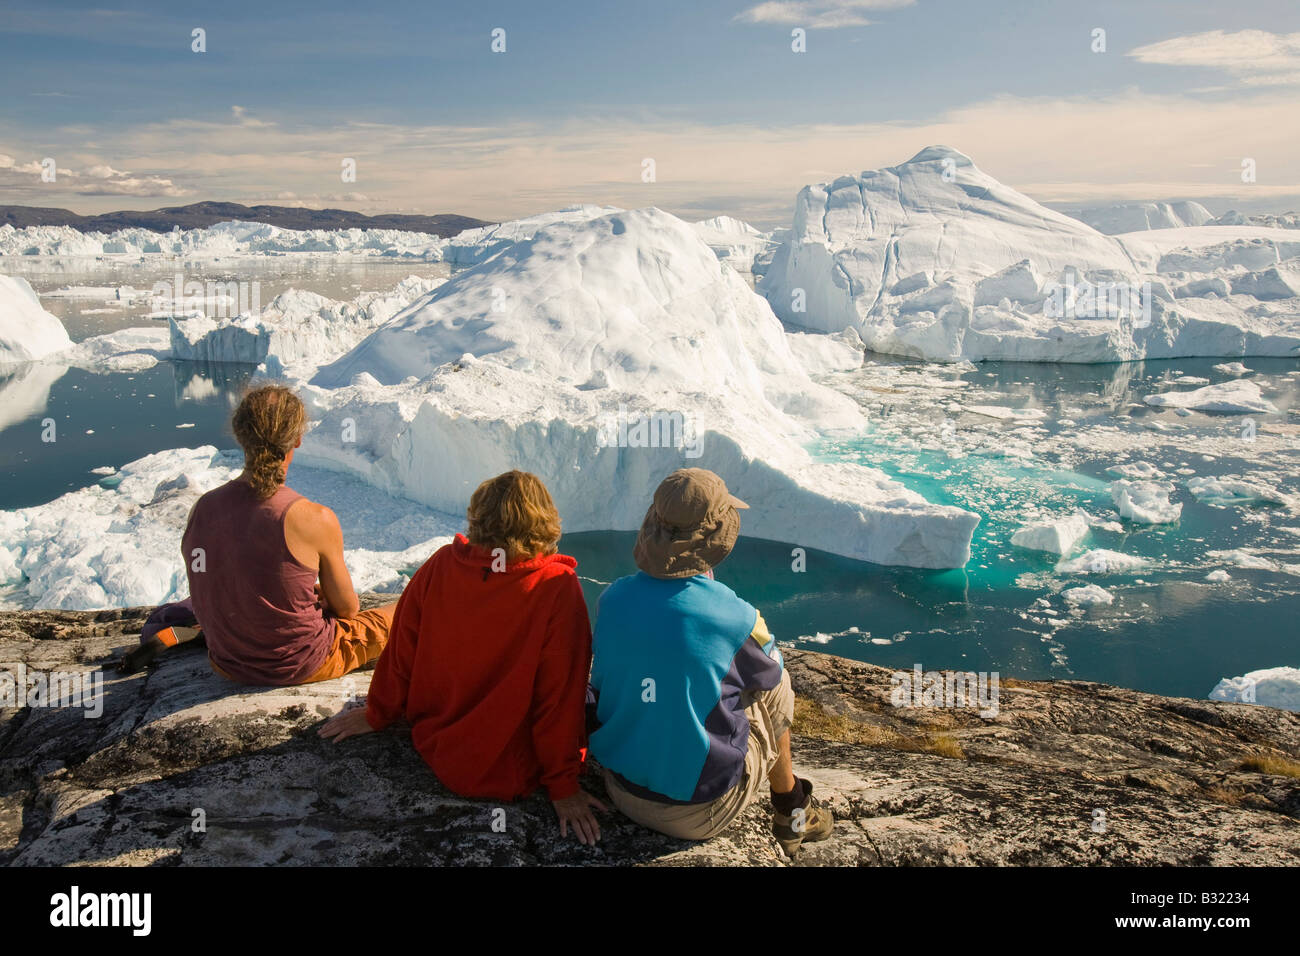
[{"left": 449, "top": 533, "right": 577, "bottom": 574}]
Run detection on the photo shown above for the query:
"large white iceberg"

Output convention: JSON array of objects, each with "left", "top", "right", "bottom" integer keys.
[
  {"left": 760, "top": 147, "right": 1300, "bottom": 362},
  {"left": 0, "top": 275, "right": 74, "bottom": 363},
  {"left": 305, "top": 207, "right": 980, "bottom": 569}
]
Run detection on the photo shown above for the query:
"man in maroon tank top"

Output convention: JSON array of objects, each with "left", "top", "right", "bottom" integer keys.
[{"left": 182, "top": 385, "right": 396, "bottom": 686}]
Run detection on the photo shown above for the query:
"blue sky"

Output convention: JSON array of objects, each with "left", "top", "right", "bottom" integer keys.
[{"left": 2, "top": 0, "right": 1299, "bottom": 225}]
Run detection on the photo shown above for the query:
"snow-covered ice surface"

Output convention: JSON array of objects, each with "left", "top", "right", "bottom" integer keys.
[
  {"left": 0, "top": 446, "right": 457, "bottom": 610},
  {"left": 1209, "top": 667, "right": 1300, "bottom": 712},
  {"left": 0, "top": 275, "right": 74, "bottom": 363},
  {"left": 759, "top": 146, "right": 1300, "bottom": 362}
]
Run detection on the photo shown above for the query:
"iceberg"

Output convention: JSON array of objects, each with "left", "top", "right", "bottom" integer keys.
[
  {"left": 307, "top": 207, "right": 980, "bottom": 569},
  {"left": 0, "top": 275, "right": 74, "bottom": 363},
  {"left": 1209, "top": 666, "right": 1300, "bottom": 712},
  {"left": 759, "top": 147, "right": 1300, "bottom": 363}
]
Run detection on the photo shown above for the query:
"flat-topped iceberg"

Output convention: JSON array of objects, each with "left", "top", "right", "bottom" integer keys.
[
  {"left": 306, "top": 207, "right": 980, "bottom": 568},
  {"left": 0, "top": 275, "right": 74, "bottom": 363},
  {"left": 760, "top": 147, "right": 1300, "bottom": 363}
]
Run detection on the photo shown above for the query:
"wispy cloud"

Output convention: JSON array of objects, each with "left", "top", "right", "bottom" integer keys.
[
  {"left": 734, "top": 0, "right": 914, "bottom": 29},
  {"left": 0, "top": 154, "right": 189, "bottom": 198},
  {"left": 2, "top": 87, "right": 1297, "bottom": 224},
  {"left": 1129, "top": 29, "right": 1300, "bottom": 87}
]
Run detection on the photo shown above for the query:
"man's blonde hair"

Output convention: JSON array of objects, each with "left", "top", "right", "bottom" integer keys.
[{"left": 466, "top": 470, "right": 562, "bottom": 559}]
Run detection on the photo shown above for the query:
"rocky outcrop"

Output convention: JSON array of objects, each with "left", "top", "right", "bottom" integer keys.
[{"left": 2, "top": 600, "right": 1297, "bottom": 866}]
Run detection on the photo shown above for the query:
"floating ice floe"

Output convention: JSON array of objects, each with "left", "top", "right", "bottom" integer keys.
[
  {"left": 1204, "top": 569, "right": 1231, "bottom": 582},
  {"left": 1143, "top": 380, "right": 1279, "bottom": 414},
  {"left": 1010, "top": 513, "right": 1089, "bottom": 555},
  {"left": 1185, "top": 476, "right": 1288, "bottom": 506},
  {"left": 1212, "top": 362, "right": 1251, "bottom": 377},
  {"left": 1056, "top": 549, "right": 1146, "bottom": 574},
  {"left": 966, "top": 405, "right": 1047, "bottom": 421},
  {"left": 1209, "top": 666, "right": 1300, "bottom": 712},
  {"left": 0, "top": 275, "right": 74, "bottom": 363},
  {"left": 1206, "top": 549, "right": 1279, "bottom": 571},
  {"left": 301, "top": 207, "right": 980, "bottom": 569},
  {"left": 1111, "top": 479, "right": 1182, "bottom": 524},
  {"left": 1062, "top": 584, "right": 1114, "bottom": 606}
]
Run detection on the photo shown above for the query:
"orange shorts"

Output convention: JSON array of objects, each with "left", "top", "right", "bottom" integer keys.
[
  {"left": 303, "top": 604, "right": 397, "bottom": 683},
  {"left": 207, "top": 604, "right": 396, "bottom": 685}
]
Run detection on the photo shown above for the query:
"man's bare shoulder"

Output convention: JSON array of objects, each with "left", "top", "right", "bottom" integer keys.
[{"left": 284, "top": 496, "right": 342, "bottom": 543}]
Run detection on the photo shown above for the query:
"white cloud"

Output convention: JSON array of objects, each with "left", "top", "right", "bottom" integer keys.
[
  {"left": 1129, "top": 29, "right": 1300, "bottom": 87},
  {"left": 0, "top": 155, "right": 189, "bottom": 197},
  {"left": 734, "top": 0, "right": 913, "bottom": 29}
]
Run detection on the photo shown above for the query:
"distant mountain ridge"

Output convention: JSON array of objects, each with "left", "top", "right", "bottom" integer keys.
[{"left": 0, "top": 201, "right": 489, "bottom": 237}]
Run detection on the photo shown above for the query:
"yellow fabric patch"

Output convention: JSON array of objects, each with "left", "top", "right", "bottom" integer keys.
[{"left": 750, "top": 611, "right": 773, "bottom": 647}]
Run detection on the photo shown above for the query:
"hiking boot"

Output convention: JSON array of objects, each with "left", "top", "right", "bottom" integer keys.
[{"left": 772, "top": 778, "right": 833, "bottom": 855}]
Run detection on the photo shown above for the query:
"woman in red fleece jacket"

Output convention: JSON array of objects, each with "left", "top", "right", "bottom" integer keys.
[{"left": 319, "top": 470, "right": 605, "bottom": 844}]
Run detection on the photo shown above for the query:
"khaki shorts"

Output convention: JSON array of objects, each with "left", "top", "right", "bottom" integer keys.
[{"left": 604, "top": 669, "right": 795, "bottom": 841}]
